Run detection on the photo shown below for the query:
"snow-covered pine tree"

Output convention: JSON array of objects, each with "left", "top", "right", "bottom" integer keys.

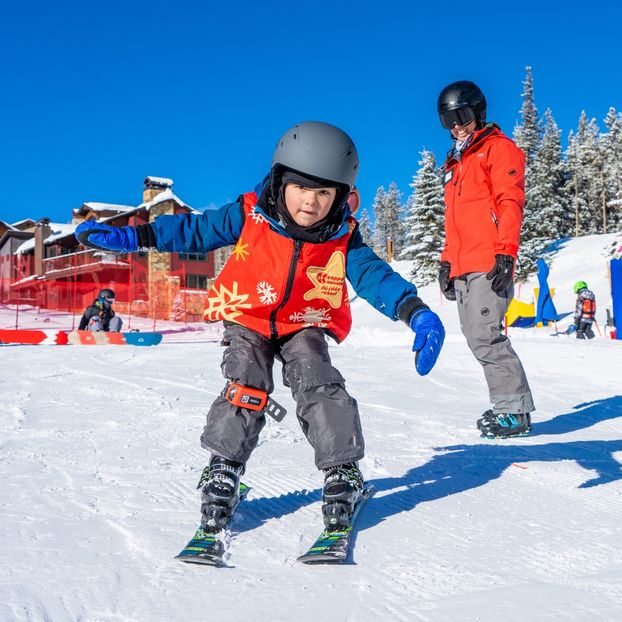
[
  {"left": 514, "top": 66, "right": 543, "bottom": 278},
  {"left": 565, "top": 112, "right": 603, "bottom": 235},
  {"left": 602, "top": 107, "right": 622, "bottom": 232},
  {"left": 356, "top": 207, "right": 374, "bottom": 245},
  {"left": 513, "top": 66, "right": 541, "bottom": 165},
  {"left": 373, "top": 182, "right": 404, "bottom": 261},
  {"left": 529, "top": 110, "right": 571, "bottom": 240},
  {"left": 401, "top": 150, "right": 445, "bottom": 285},
  {"left": 370, "top": 186, "right": 387, "bottom": 256}
]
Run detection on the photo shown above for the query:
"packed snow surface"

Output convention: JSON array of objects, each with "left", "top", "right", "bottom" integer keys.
[{"left": 1, "top": 234, "right": 621, "bottom": 621}]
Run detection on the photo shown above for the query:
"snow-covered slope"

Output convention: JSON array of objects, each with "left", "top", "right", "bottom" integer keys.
[{"left": 1, "top": 234, "right": 621, "bottom": 622}]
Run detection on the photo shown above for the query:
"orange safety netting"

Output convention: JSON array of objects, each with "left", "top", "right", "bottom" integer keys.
[{"left": 0, "top": 251, "right": 214, "bottom": 330}]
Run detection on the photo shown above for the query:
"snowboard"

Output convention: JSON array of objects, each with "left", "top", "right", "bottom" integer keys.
[
  {"left": 0, "top": 329, "right": 68, "bottom": 345},
  {"left": 65, "top": 330, "right": 162, "bottom": 346},
  {"left": 297, "top": 484, "right": 376, "bottom": 564}
]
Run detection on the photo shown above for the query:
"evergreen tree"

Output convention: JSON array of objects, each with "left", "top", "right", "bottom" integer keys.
[
  {"left": 401, "top": 150, "right": 445, "bottom": 285},
  {"left": 513, "top": 66, "right": 541, "bottom": 164},
  {"left": 565, "top": 112, "right": 603, "bottom": 235},
  {"left": 356, "top": 207, "right": 373, "bottom": 246},
  {"left": 514, "top": 66, "right": 543, "bottom": 278},
  {"left": 373, "top": 182, "right": 404, "bottom": 260},
  {"left": 529, "top": 110, "right": 571, "bottom": 239},
  {"left": 602, "top": 107, "right": 622, "bottom": 231},
  {"left": 370, "top": 186, "right": 387, "bottom": 256}
]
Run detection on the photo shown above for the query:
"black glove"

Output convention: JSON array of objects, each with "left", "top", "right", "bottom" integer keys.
[
  {"left": 438, "top": 261, "right": 456, "bottom": 301},
  {"left": 486, "top": 254, "right": 515, "bottom": 294}
]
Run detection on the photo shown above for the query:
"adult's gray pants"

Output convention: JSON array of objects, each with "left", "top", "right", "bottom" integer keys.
[{"left": 454, "top": 273, "right": 535, "bottom": 415}]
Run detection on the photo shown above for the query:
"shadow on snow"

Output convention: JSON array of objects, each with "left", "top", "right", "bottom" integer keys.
[
  {"left": 233, "top": 396, "right": 622, "bottom": 535},
  {"left": 359, "top": 395, "right": 622, "bottom": 532}
]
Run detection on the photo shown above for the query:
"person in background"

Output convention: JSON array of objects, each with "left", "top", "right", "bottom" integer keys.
[
  {"left": 436, "top": 80, "right": 535, "bottom": 439},
  {"left": 78, "top": 288, "right": 123, "bottom": 332},
  {"left": 74, "top": 121, "right": 445, "bottom": 533},
  {"left": 573, "top": 280, "right": 596, "bottom": 339}
]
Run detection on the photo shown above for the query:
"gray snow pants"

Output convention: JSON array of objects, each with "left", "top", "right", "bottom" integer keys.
[
  {"left": 454, "top": 273, "right": 535, "bottom": 415},
  {"left": 200, "top": 323, "right": 365, "bottom": 470}
]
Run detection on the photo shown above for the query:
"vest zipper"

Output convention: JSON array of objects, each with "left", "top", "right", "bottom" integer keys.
[{"left": 270, "top": 239, "right": 303, "bottom": 339}]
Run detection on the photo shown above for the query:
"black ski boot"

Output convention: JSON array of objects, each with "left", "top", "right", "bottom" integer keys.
[
  {"left": 322, "top": 463, "right": 364, "bottom": 530},
  {"left": 198, "top": 456, "right": 245, "bottom": 531},
  {"left": 477, "top": 410, "right": 532, "bottom": 438}
]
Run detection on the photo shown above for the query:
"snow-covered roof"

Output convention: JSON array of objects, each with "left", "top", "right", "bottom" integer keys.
[
  {"left": 96, "top": 188, "right": 199, "bottom": 224},
  {"left": 0, "top": 220, "right": 18, "bottom": 231},
  {"left": 142, "top": 188, "right": 189, "bottom": 210},
  {"left": 16, "top": 223, "right": 77, "bottom": 254},
  {"left": 11, "top": 218, "right": 35, "bottom": 227},
  {"left": 80, "top": 202, "right": 136, "bottom": 213},
  {"left": 145, "top": 176, "right": 174, "bottom": 187}
]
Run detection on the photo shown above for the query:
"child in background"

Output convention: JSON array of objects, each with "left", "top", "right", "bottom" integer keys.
[{"left": 573, "top": 280, "right": 596, "bottom": 339}]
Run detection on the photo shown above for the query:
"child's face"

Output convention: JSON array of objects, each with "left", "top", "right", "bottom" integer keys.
[{"left": 284, "top": 183, "right": 337, "bottom": 227}]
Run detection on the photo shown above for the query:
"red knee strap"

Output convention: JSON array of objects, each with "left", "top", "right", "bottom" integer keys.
[{"left": 223, "top": 381, "right": 268, "bottom": 411}]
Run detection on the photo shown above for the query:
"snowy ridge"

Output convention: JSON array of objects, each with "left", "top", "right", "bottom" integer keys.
[{"left": 1, "top": 234, "right": 622, "bottom": 621}]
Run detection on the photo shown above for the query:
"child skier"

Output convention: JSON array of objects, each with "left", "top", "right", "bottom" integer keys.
[
  {"left": 573, "top": 280, "right": 596, "bottom": 339},
  {"left": 74, "top": 121, "right": 445, "bottom": 531},
  {"left": 78, "top": 288, "right": 123, "bottom": 332}
]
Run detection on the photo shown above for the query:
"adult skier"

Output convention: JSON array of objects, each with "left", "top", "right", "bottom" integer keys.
[
  {"left": 74, "top": 121, "right": 445, "bottom": 532},
  {"left": 436, "top": 80, "right": 535, "bottom": 438}
]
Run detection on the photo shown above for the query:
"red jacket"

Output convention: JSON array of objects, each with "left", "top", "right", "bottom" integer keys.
[
  {"left": 440, "top": 125, "right": 525, "bottom": 278},
  {"left": 203, "top": 192, "right": 356, "bottom": 342}
]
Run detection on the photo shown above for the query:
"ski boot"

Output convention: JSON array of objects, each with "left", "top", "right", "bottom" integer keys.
[
  {"left": 321, "top": 463, "right": 364, "bottom": 530},
  {"left": 198, "top": 456, "right": 245, "bottom": 530},
  {"left": 477, "top": 410, "right": 532, "bottom": 439}
]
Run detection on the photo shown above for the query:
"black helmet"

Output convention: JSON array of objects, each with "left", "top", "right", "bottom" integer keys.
[
  {"left": 437, "top": 80, "right": 487, "bottom": 129},
  {"left": 272, "top": 121, "right": 359, "bottom": 192},
  {"left": 98, "top": 288, "right": 115, "bottom": 304}
]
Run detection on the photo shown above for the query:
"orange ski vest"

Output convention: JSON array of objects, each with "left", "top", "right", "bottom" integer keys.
[
  {"left": 203, "top": 192, "right": 356, "bottom": 342},
  {"left": 580, "top": 298, "right": 596, "bottom": 320}
]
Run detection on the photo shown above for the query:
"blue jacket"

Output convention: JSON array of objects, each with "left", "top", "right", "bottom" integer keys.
[{"left": 151, "top": 193, "right": 425, "bottom": 325}]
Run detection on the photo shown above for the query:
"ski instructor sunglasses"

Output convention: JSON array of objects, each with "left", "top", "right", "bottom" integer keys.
[{"left": 439, "top": 106, "right": 476, "bottom": 129}]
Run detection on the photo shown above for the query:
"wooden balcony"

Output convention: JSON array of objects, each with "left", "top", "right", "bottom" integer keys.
[{"left": 41, "top": 249, "right": 131, "bottom": 279}]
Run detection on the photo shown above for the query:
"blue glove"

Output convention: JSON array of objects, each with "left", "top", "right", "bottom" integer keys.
[
  {"left": 75, "top": 220, "right": 138, "bottom": 253},
  {"left": 410, "top": 309, "right": 445, "bottom": 376}
]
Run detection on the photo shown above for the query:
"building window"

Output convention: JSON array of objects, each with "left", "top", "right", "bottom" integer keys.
[
  {"left": 185, "top": 274, "right": 208, "bottom": 290},
  {"left": 179, "top": 252, "right": 207, "bottom": 261}
]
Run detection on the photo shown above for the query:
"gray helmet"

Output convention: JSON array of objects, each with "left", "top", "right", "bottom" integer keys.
[{"left": 271, "top": 121, "right": 359, "bottom": 191}]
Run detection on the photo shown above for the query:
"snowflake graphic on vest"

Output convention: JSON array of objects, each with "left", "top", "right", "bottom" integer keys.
[
  {"left": 232, "top": 237, "right": 249, "bottom": 261},
  {"left": 290, "top": 306, "right": 332, "bottom": 327},
  {"left": 257, "top": 281, "right": 277, "bottom": 305},
  {"left": 204, "top": 282, "right": 252, "bottom": 321},
  {"left": 304, "top": 251, "right": 346, "bottom": 309},
  {"left": 250, "top": 206, "right": 267, "bottom": 224}
]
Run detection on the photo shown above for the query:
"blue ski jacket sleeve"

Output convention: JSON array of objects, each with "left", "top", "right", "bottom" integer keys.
[
  {"left": 151, "top": 201, "right": 244, "bottom": 253},
  {"left": 345, "top": 228, "right": 422, "bottom": 323},
  {"left": 149, "top": 199, "right": 422, "bottom": 324}
]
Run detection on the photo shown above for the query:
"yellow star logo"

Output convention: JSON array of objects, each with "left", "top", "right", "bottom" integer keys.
[
  {"left": 232, "top": 237, "right": 250, "bottom": 261},
  {"left": 304, "top": 251, "right": 346, "bottom": 309}
]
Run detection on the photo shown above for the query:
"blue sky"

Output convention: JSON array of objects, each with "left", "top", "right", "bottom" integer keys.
[{"left": 1, "top": 1, "right": 621, "bottom": 224}]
